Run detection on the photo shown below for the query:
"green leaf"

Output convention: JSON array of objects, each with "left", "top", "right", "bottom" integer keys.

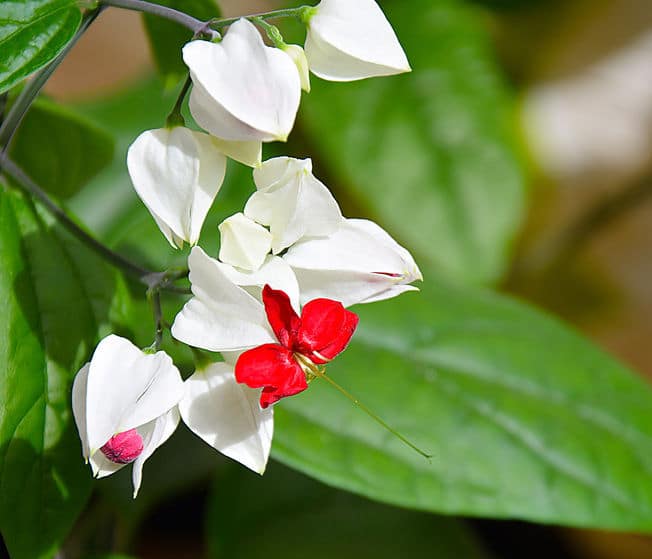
[
  {"left": 206, "top": 460, "right": 491, "bottom": 559},
  {"left": 0, "top": 0, "right": 81, "bottom": 94},
  {"left": 10, "top": 99, "right": 114, "bottom": 199},
  {"left": 298, "top": 0, "right": 525, "bottom": 286},
  {"left": 0, "top": 188, "right": 120, "bottom": 559},
  {"left": 143, "top": 0, "right": 221, "bottom": 83},
  {"left": 272, "top": 281, "right": 652, "bottom": 532}
]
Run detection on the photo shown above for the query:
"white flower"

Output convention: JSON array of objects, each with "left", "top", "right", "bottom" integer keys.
[
  {"left": 244, "top": 157, "right": 342, "bottom": 254},
  {"left": 218, "top": 212, "right": 273, "bottom": 271},
  {"left": 171, "top": 246, "right": 299, "bottom": 352},
  {"left": 183, "top": 18, "right": 301, "bottom": 153},
  {"left": 127, "top": 127, "right": 226, "bottom": 249},
  {"left": 179, "top": 362, "right": 273, "bottom": 474},
  {"left": 304, "top": 0, "right": 411, "bottom": 81},
  {"left": 283, "top": 218, "right": 422, "bottom": 307},
  {"left": 72, "top": 335, "right": 185, "bottom": 497},
  {"left": 283, "top": 44, "right": 311, "bottom": 92}
]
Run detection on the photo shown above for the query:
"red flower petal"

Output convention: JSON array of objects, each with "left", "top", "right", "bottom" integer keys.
[
  {"left": 297, "top": 298, "right": 359, "bottom": 364},
  {"left": 262, "top": 285, "right": 301, "bottom": 348},
  {"left": 235, "top": 343, "right": 308, "bottom": 408}
]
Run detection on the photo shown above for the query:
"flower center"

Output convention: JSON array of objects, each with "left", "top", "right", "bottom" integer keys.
[{"left": 100, "top": 429, "right": 144, "bottom": 464}]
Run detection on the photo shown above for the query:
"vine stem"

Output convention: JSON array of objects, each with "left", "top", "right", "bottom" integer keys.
[
  {"left": 296, "top": 355, "right": 433, "bottom": 460},
  {"left": 1, "top": 155, "right": 149, "bottom": 277},
  {"left": 0, "top": 154, "right": 190, "bottom": 293},
  {"left": 211, "top": 6, "right": 312, "bottom": 28},
  {"left": 98, "top": 0, "right": 219, "bottom": 39},
  {"left": 0, "top": 7, "right": 104, "bottom": 153}
]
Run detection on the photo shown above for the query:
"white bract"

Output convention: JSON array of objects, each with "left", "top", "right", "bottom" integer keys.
[
  {"left": 183, "top": 18, "right": 301, "bottom": 154},
  {"left": 218, "top": 212, "right": 273, "bottom": 271},
  {"left": 127, "top": 127, "right": 227, "bottom": 249},
  {"left": 72, "top": 335, "right": 185, "bottom": 497},
  {"left": 283, "top": 44, "right": 311, "bottom": 92},
  {"left": 284, "top": 218, "right": 422, "bottom": 307},
  {"left": 179, "top": 362, "right": 273, "bottom": 474},
  {"left": 171, "top": 246, "right": 300, "bottom": 352},
  {"left": 304, "top": 0, "right": 411, "bottom": 81},
  {"left": 245, "top": 157, "right": 342, "bottom": 254}
]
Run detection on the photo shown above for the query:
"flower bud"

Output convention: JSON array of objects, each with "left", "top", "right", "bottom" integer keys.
[
  {"left": 304, "top": 0, "right": 411, "bottom": 82},
  {"left": 127, "top": 127, "right": 226, "bottom": 249},
  {"left": 183, "top": 19, "right": 301, "bottom": 146}
]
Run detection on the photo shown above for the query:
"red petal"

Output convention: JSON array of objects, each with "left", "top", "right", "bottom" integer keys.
[
  {"left": 262, "top": 285, "right": 301, "bottom": 348},
  {"left": 235, "top": 343, "right": 308, "bottom": 408},
  {"left": 297, "top": 299, "right": 359, "bottom": 364}
]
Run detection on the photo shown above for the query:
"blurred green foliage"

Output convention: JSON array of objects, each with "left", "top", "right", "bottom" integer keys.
[{"left": 0, "top": 0, "right": 81, "bottom": 94}]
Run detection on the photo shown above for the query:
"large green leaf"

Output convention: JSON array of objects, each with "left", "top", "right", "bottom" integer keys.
[
  {"left": 272, "top": 280, "right": 652, "bottom": 532},
  {"left": 10, "top": 98, "right": 114, "bottom": 199},
  {"left": 0, "top": 0, "right": 81, "bottom": 94},
  {"left": 143, "top": 0, "right": 221, "bottom": 84},
  {"left": 0, "top": 188, "right": 120, "bottom": 559},
  {"left": 206, "top": 461, "right": 491, "bottom": 559},
  {"left": 298, "top": 0, "right": 524, "bottom": 285}
]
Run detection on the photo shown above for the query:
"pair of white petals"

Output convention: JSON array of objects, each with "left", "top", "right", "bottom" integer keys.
[{"left": 73, "top": 335, "right": 274, "bottom": 496}]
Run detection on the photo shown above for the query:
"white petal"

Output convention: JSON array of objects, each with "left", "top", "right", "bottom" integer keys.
[
  {"left": 283, "top": 44, "right": 311, "bottom": 92},
  {"left": 179, "top": 363, "right": 273, "bottom": 474},
  {"left": 131, "top": 408, "right": 180, "bottom": 498},
  {"left": 84, "top": 335, "right": 185, "bottom": 455},
  {"left": 285, "top": 219, "right": 421, "bottom": 278},
  {"left": 210, "top": 137, "right": 262, "bottom": 168},
  {"left": 90, "top": 451, "right": 126, "bottom": 479},
  {"left": 171, "top": 247, "right": 276, "bottom": 351},
  {"left": 245, "top": 156, "right": 342, "bottom": 253},
  {"left": 218, "top": 213, "right": 272, "bottom": 271},
  {"left": 288, "top": 268, "right": 399, "bottom": 307},
  {"left": 305, "top": 0, "right": 411, "bottom": 81},
  {"left": 72, "top": 363, "right": 90, "bottom": 460},
  {"left": 216, "top": 255, "right": 300, "bottom": 313},
  {"left": 127, "top": 127, "right": 226, "bottom": 247},
  {"left": 184, "top": 19, "right": 301, "bottom": 142},
  {"left": 283, "top": 218, "right": 421, "bottom": 306}
]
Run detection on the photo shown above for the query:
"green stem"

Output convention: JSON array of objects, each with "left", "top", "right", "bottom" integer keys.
[
  {"left": 211, "top": 6, "right": 313, "bottom": 28},
  {"left": 0, "top": 7, "right": 104, "bottom": 153},
  {"left": 99, "top": 0, "right": 218, "bottom": 39},
  {"left": 166, "top": 75, "right": 192, "bottom": 127},
  {"left": 297, "top": 355, "right": 432, "bottom": 460}
]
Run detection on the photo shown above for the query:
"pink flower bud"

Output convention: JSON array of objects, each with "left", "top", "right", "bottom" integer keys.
[{"left": 100, "top": 429, "right": 144, "bottom": 464}]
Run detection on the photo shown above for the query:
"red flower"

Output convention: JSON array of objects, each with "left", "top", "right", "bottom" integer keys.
[{"left": 235, "top": 285, "right": 359, "bottom": 408}]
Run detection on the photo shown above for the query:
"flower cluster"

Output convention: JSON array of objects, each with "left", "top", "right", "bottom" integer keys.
[{"left": 73, "top": 0, "right": 419, "bottom": 496}]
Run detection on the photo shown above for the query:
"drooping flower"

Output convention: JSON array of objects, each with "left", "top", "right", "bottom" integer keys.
[
  {"left": 244, "top": 157, "right": 342, "bottom": 254},
  {"left": 127, "top": 126, "right": 227, "bottom": 249},
  {"left": 170, "top": 246, "right": 299, "bottom": 352},
  {"left": 183, "top": 18, "right": 301, "bottom": 154},
  {"left": 304, "top": 0, "right": 411, "bottom": 82},
  {"left": 179, "top": 362, "right": 274, "bottom": 473},
  {"left": 283, "top": 218, "right": 422, "bottom": 307},
  {"left": 235, "top": 285, "right": 358, "bottom": 408},
  {"left": 72, "top": 335, "right": 185, "bottom": 497}
]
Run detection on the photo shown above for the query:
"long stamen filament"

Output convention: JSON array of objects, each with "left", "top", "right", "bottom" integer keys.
[{"left": 295, "top": 354, "right": 432, "bottom": 460}]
